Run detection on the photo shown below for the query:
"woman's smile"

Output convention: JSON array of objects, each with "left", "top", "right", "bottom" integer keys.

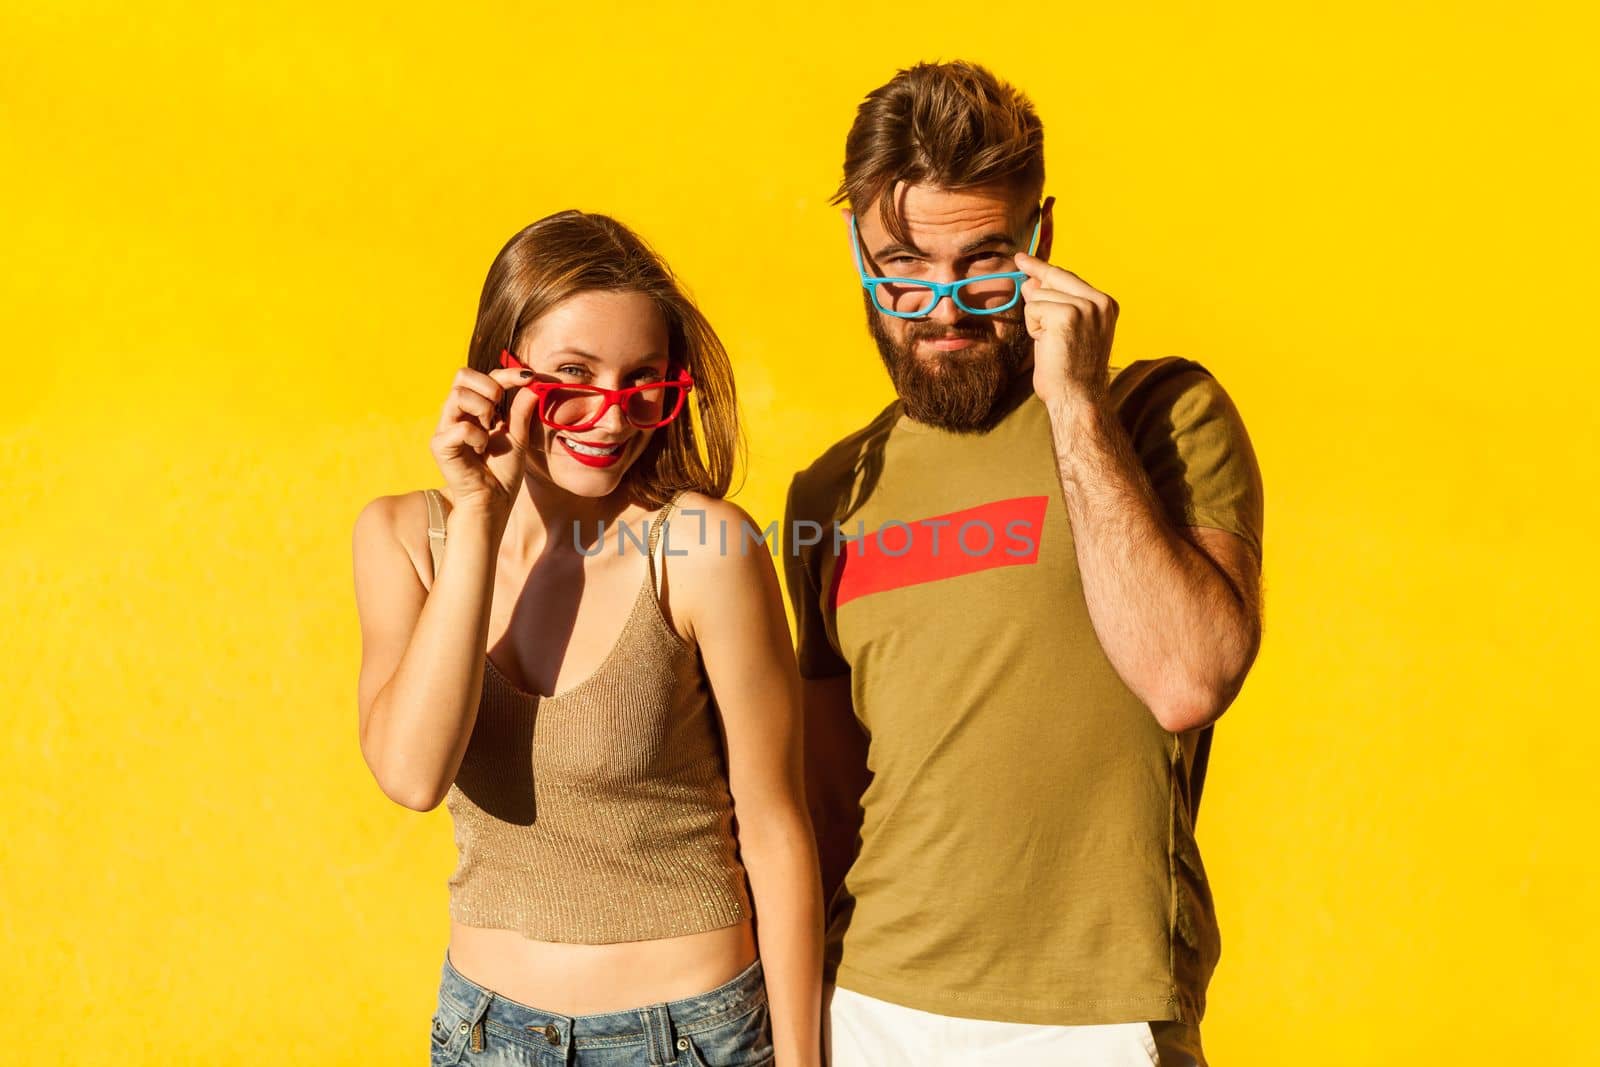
[{"left": 556, "top": 433, "right": 628, "bottom": 467}]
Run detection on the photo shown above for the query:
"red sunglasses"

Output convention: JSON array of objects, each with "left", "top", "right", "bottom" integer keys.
[{"left": 497, "top": 350, "right": 694, "bottom": 432}]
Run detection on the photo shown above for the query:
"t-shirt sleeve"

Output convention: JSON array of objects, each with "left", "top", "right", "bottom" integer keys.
[
  {"left": 782, "top": 472, "right": 851, "bottom": 679},
  {"left": 1126, "top": 363, "right": 1265, "bottom": 560}
]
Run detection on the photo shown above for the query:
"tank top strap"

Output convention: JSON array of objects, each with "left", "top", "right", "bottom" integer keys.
[
  {"left": 645, "top": 489, "right": 692, "bottom": 597},
  {"left": 423, "top": 488, "right": 448, "bottom": 581}
]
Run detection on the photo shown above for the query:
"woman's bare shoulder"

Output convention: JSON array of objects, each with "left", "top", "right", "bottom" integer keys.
[
  {"left": 352, "top": 489, "right": 438, "bottom": 590},
  {"left": 667, "top": 492, "right": 776, "bottom": 581}
]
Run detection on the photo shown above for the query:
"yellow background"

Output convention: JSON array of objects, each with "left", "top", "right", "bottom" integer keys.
[{"left": 4, "top": 2, "right": 1595, "bottom": 1062}]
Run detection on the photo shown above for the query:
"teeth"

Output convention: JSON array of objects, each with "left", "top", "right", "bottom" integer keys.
[{"left": 561, "top": 436, "right": 622, "bottom": 457}]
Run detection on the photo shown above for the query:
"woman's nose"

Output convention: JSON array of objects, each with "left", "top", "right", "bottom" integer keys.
[{"left": 593, "top": 397, "right": 630, "bottom": 435}]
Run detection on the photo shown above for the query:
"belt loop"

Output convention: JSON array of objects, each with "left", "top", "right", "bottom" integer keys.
[{"left": 640, "top": 1003, "right": 675, "bottom": 1065}]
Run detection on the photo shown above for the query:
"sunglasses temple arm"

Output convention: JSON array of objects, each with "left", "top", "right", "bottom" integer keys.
[{"left": 847, "top": 216, "right": 873, "bottom": 281}]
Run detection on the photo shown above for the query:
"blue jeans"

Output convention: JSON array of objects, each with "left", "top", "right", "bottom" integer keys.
[{"left": 430, "top": 953, "right": 774, "bottom": 1066}]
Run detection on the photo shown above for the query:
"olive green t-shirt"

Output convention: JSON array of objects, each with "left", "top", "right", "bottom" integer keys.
[{"left": 783, "top": 357, "right": 1264, "bottom": 1026}]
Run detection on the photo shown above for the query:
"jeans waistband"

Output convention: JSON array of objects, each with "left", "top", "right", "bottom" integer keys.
[{"left": 438, "top": 952, "right": 766, "bottom": 1059}]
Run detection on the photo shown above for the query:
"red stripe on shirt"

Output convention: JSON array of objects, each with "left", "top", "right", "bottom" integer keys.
[{"left": 830, "top": 495, "right": 1049, "bottom": 608}]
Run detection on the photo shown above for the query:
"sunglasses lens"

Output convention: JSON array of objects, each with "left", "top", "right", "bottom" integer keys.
[
  {"left": 955, "top": 276, "right": 1020, "bottom": 313},
  {"left": 873, "top": 281, "right": 936, "bottom": 316},
  {"left": 625, "top": 383, "right": 685, "bottom": 427},
  {"left": 542, "top": 387, "right": 606, "bottom": 430}
]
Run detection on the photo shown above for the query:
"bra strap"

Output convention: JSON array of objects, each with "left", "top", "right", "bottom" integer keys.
[
  {"left": 645, "top": 489, "right": 691, "bottom": 597},
  {"left": 423, "top": 488, "right": 447, "bottom": 582}
]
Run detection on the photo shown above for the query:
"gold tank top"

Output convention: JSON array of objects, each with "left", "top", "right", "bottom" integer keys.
[{"left": 422, "top": 488, "right": 751, "bottom": 944}]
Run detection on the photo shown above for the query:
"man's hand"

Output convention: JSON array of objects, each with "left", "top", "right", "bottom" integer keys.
[{"left": 1015, "top": 252, "right": 1119, "bottom": 407}]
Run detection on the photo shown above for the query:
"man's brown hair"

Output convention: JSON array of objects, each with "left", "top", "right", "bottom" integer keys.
[{"left": 833, "top": 60, "right": 1045, "bottom": 245}]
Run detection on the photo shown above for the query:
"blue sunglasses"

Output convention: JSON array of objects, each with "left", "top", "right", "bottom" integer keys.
[{"left": 848, "top": 204, "right": 1045, "bottom": 319}]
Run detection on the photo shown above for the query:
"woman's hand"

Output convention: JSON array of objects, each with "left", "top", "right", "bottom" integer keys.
[{"left": 430, "top": 365, "right": 540, "bottom": 517}]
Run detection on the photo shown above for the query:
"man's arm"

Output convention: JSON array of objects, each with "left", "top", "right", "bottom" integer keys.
[
  {"left": 1047, "top": 392, "right": 1262, "bottom": 733},
  {"left": 781, "top": 475, "right": 869, "bottom": 909},
  {"left": 1016, "top": 252, "right": 1264, "bottom": 733},
  {"left": 801, "top": 675, "right": 868, "bottom": 909}
]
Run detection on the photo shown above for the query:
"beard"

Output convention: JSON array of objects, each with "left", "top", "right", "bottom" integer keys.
[{"left": 865, "top": 295, "right": 1034, "bottom": 433}]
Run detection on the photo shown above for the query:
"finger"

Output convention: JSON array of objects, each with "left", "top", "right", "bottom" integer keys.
[
  {"left": 454, "top": 367, "right": 510, "bottom": 404},
  {"left": 487, "top": 368, "right": 538, "bottom": 423},
  {"left": 1020, "top": 270, "right": 1117, "bottom": 323},
  {"left": 447, "top": 386, "right": 498, "bottom": 431},
  {"left": 438, "top": 419, "right": 491, "bottom": 456},
  {"left": 1024, "top": 302, "right": 1050, "bottom": 340},
  {"left": 489, "top": 366, "right": 535, "bottom": 387},
  {"left": 1019, "top": 284, "right": 1088, "bottom": 309},
  {"left": 1014, "top": 253, "right": 1105, "bottom": 303},
  {"left": 449, "top": 366, "right": 518, "bottom": 418},
  {"left": 502, "top": 381, "right": 541, "bottom": 452},
  {"left": 1024, "top": 298, "right": 1096, "bottom": 338},
  {"left": 438, "top": 383, "right": 492, "bottom": 435},
  {"left": 1021, "top": 289, "right": 1099, "bottom": 321}
]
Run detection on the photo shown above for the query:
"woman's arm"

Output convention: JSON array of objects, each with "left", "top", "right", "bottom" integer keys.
[
  {"left": 674, "top": 494, "right": 824, "bottom": 1067},
  {"left": 352, "top": 493, "right": 508, "bottom": 811}
]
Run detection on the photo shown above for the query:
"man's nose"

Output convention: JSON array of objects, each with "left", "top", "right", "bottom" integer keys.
[{"left": 925, "top": 289, "right": 964, "bottom": 326}]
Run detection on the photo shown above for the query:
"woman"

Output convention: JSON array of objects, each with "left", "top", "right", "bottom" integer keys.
[{"left": 351, "top": 210, "right": 822, "bottom": 1067}]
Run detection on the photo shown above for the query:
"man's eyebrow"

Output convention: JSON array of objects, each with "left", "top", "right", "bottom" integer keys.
[
  {"left": 871, "top": 240, "right": 927, "bottom": 259},
  {"left": 957, "top": 232, "right": 1018, "bottom": 255},
  {"left": 871, "top": 232, "right": 1018, "bottom": 259}
]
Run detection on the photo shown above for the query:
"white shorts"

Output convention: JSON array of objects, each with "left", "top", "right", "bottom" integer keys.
[{"left": 823, "top": 984, "right": 1206, "bottom": 1067}]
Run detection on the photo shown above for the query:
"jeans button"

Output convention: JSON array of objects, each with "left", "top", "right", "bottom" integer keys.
[
  {"left": 677, "top": 1037, "right": 689, "bottom": 1050},
  {"left": 544, "top": 1024, "right": 560, "bottom": 1044}
]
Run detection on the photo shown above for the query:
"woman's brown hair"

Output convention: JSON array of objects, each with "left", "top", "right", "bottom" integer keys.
[{"left": 466, "top": 210, "right": 743, "bottom": 508}]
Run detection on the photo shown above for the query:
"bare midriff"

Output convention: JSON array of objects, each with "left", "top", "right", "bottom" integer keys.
[{"left": 446, "top": 916, "right": 758, "bottom": 1015}]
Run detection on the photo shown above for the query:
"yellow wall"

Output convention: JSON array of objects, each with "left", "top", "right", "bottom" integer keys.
[{"left": 4, "top": 2, "right": 1594, "bottom": 1062}]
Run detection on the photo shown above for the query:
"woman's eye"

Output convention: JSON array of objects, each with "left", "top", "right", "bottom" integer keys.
[{"left": 556, "top": 364, "right": 588, "bottom": 378}]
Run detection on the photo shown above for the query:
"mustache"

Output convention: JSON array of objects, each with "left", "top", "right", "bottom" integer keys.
[
  {"left": 905, "top": 324, "right": 994, "bottom": 343},
  {"left": 903, "top": 317, "right": 1024, "bottom": 344}
]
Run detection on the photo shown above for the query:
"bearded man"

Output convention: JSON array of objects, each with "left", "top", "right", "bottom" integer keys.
[{"left": 784, "top": 60, "right": 1266, "bottom": 1067}]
